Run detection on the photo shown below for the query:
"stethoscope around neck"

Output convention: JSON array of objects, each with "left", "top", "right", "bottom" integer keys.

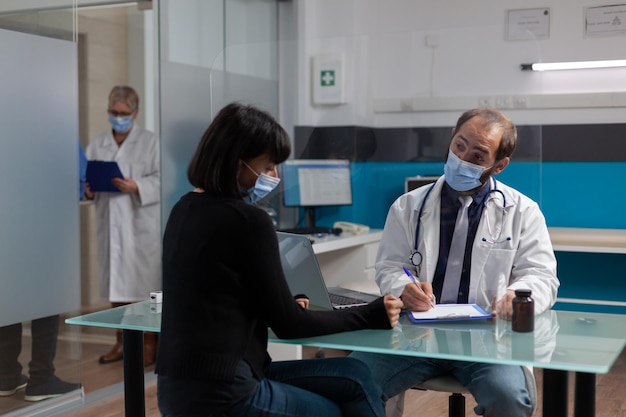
[{"left": 410, "top": 179, "right": 511, "bottom": 275}]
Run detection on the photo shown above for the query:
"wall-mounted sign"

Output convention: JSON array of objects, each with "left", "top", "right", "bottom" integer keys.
[
  {"left": 506, "top": 8, "right": 551, "bottom": 41},
  {"left": 311, "top": 54, "right": 346, "bottom": 105},
  {"left": 585, "top": 4, "right": 626, "bottom": 38}
]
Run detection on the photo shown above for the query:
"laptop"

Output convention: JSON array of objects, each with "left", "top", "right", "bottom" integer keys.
[{"left": 276, "top": 232, "right": 379, "bottom": 310}]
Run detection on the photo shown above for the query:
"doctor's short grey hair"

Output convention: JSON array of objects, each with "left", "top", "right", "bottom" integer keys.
[
  {"left": 455, "top": 108, "right": 517, "bottom": 161},
  {"left": 108, "top": 85, "right": 139, "bottom": 111}
]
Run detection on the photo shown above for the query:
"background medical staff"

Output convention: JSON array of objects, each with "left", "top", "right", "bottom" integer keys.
[{"left": 84, "top": 85, "right": 161, "bottom": 367}]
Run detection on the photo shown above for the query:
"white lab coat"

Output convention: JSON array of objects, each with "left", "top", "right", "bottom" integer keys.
[
  {"left": 86, "top": 124, "right": 161, "bottom": 302},
  {"left": 376, "top": 176, "right": 559, "bottom": 314}
]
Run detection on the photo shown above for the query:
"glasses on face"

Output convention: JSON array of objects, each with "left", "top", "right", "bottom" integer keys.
[{"left": 108, "top": 110, "right": 133, "bottom": 117}]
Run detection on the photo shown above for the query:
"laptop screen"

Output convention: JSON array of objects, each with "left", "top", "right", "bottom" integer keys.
[{"left": 276, "top": 232, "right": 334, "bottom": 310}]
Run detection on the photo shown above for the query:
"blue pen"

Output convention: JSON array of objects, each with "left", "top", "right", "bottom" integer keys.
[
  {"left": 402, "top": 267, "right": 436, "bottom": 308},
  {"left": 402, "top": 266, "right": 419, "bottom": 285}
]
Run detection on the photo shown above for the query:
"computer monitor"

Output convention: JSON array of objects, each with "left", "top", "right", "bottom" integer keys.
[
  {"left": 405, "top": 175, "right": 440, "bottom": 193},
  {"left": 282, "top": 159, "right": 352, "bottom": 228}
]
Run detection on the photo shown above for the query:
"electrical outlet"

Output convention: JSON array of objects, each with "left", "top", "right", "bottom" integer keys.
[
  {"left": 478, "top": 96, "right": 492, "bottom": 107},
  {"left": 495, "top": 96, "right": 512, "bottom": 109},
  {"left": 513, "top": 96, "right": 528, "bottom": 108},
  {"left": 400, "top": 99, "right": 413, "bottom": 112}
]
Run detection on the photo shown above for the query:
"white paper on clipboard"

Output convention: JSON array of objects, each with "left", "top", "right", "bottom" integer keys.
[{"left": 408, "top": 304, "right": 492, "bottom": 323}]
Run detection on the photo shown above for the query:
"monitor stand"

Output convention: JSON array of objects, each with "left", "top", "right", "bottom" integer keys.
[
  {"left": 304, "top": 207, "right": 316, "bottom": 229},
  {"left": 277, "top": 207, "right": 340, "bottom": 235}
]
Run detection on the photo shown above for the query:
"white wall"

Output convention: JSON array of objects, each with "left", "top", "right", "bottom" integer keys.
[{"left": 288, "top": 0, "right": 626, "bottom": 127}]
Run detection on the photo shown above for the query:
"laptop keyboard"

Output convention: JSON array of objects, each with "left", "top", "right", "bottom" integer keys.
[{"left": 329, "top": 293, "right": 368, "bottom": 307}]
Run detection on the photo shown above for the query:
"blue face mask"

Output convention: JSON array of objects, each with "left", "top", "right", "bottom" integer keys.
[
  {"left": 108, "top": 115, "right": 133, "bottom": 134},
  {"left": 443, "top": 150, "right": 487, "bottom": 192},
  {"left": 242, "top": 162, "right": 281, "bottom": 204}
]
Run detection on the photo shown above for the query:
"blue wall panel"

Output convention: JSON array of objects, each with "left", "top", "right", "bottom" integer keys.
[
  {"left": 541, "top": 162, "right": 626, "bottom": 228},
  {"left": 313, "top": 161, "right": 626, "bottom": 230}
]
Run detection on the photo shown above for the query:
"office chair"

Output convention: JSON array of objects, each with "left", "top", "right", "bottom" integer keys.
[{"left": 410, "top": 367, "right": 537, "bottom": 417}]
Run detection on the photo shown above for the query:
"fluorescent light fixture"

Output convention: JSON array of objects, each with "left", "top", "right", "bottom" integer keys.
[
  {"left": 78, "top": 2, "right": 138, "bottom": 10},
  {"left": 521, "top": 59, "right": 626, "bottom": 71}
]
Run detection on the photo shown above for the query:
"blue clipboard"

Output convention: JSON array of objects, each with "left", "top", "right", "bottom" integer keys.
[
  {"left": 407, "top": 304, "right": 492, "bottom": 323},
  {"left": 86, "top": 161, "right": 124, "bottom": 192}
]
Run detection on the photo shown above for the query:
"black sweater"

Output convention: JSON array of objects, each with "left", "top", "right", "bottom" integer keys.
[{"left": 156, "top": 192, "right": 390, "bottom": 385}]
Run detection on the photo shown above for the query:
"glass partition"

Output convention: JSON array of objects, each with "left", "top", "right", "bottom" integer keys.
[
  {"left": 0, "top": 4, "right": 83, "bottom": 416},
  {"left": 0, "top": 1, "right": 613, "bottom": 414},
  {"left": 283, "top": 2, "right": 626, "bottom": 231},
  {"left": 279, "top": 1, "right": 626, "bottom": 317},
  {"left": 159, "top": 0, "right": 280, "bottom": 223},
  {"left": 2, "top": 1, "right": 618, "bottom": 414}
]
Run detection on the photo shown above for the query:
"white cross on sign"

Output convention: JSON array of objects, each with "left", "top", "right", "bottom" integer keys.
[{"left": 320, "top": 70, "right": 335, "bottom": 86}]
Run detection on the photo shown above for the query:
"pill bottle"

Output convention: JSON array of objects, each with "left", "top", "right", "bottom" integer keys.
[{"left": 512, "top": 289, "right": 534, "bottom": 332}]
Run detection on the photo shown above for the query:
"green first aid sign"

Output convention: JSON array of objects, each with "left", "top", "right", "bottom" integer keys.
[{"left": 320, "top": 70, "right": 336, "bottom": 86}]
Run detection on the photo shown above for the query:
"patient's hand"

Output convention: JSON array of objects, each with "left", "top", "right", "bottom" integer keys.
[
  {"left": 383, "top": 295, "right": 404, "bottom": 327},
  {"left": 296, "top": 297, "right": 310, "bottom": 309}
]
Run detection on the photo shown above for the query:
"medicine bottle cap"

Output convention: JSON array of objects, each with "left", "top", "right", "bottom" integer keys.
[{"left": 515, "top": 289, "right": 532, "bottom": 297}]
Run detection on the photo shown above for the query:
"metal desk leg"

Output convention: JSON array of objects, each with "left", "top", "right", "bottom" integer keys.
[
  {"left": 574, "top": 372, "right": 595, "bottom": 417},
  {"left": 543, "top": 369, "right": 568, "bottom": 417},
  {"left": 123, "top": 329, "right": 146, "bottom": 417}
]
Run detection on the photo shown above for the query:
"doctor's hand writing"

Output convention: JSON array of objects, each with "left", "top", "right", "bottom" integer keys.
[
  {"left": 384, "top": 295, "right": 404, "bottom": 328},
  {"left": 112, "top": 177, "right": 139, "bottom": 195},
  {"left": 400, "top": 281, "right": 435, "bottom": 312}
]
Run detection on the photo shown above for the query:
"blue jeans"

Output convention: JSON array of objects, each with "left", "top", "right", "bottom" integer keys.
[
  {"left": 162, "top": 357, "right": 385, "bottom": 417},
  {"left": 349, "top": 352, "right": 532, "bottom": 417}
]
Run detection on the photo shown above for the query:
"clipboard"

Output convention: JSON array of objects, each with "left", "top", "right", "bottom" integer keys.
[
  {"left": 86, "top": 160, "right": 124, "bottom": 192},
  {"left": 407, "top": 304, "right": 492, "bottom": 323}
]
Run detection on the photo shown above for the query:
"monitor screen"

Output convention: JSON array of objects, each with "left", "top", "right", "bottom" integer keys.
[
  {"left": 282, "top": 159, "right": 352, "bottom": 207},
  {"left": 405, "top": 175, "right": 440, "bottom": 193}
]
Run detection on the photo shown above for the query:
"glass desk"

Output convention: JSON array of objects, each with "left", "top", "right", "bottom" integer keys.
[{"left": 66, "top": 301, "right": 626, "bottom": 417}]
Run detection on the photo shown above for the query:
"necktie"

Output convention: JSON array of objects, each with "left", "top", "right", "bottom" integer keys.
[{"left": 441, "top": 196, "right": 473, "bottom": 303}]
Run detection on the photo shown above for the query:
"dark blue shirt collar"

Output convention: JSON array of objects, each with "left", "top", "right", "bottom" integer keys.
[{"left": 442, "top": 180, "right": 492, "bottom": 208}]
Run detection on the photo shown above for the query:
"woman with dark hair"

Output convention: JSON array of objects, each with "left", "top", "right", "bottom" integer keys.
[{"left": 156, "top": 103, "right": 403, "bottom": 417}]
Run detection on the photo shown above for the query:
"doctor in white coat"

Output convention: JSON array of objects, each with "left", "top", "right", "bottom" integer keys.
[
  {"left": 85, "top": 86, "right": 161, "bottom": 366},
  {"left": 351, "top": 108, "right": 559, "bottom": 417}
]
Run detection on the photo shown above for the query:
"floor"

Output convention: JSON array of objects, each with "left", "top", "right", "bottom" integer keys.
[{"left": 2, "top": 326, "right": 625, "bottom": 417}]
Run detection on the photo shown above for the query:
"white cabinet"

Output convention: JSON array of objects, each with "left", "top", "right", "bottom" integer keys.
[
  {"left": 548, "top": 227, "right": 626, "bottom": 254},
  {"left": 548, "top": 227, "right": 626, "bottom": 310},
  {"left": 313, "top": 231, "right": 382, "bottom": 294}
]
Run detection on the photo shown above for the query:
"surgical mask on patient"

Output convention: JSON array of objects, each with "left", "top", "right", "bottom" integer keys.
[
  {"left": 242, "top": 162, "right": 281, "bottom": 204},
  {"left": 108, "top": 115, "right": 133, "bottom": 134},
  {"left": 443, "top": 150, "right": 487, "bottom": 192}
]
